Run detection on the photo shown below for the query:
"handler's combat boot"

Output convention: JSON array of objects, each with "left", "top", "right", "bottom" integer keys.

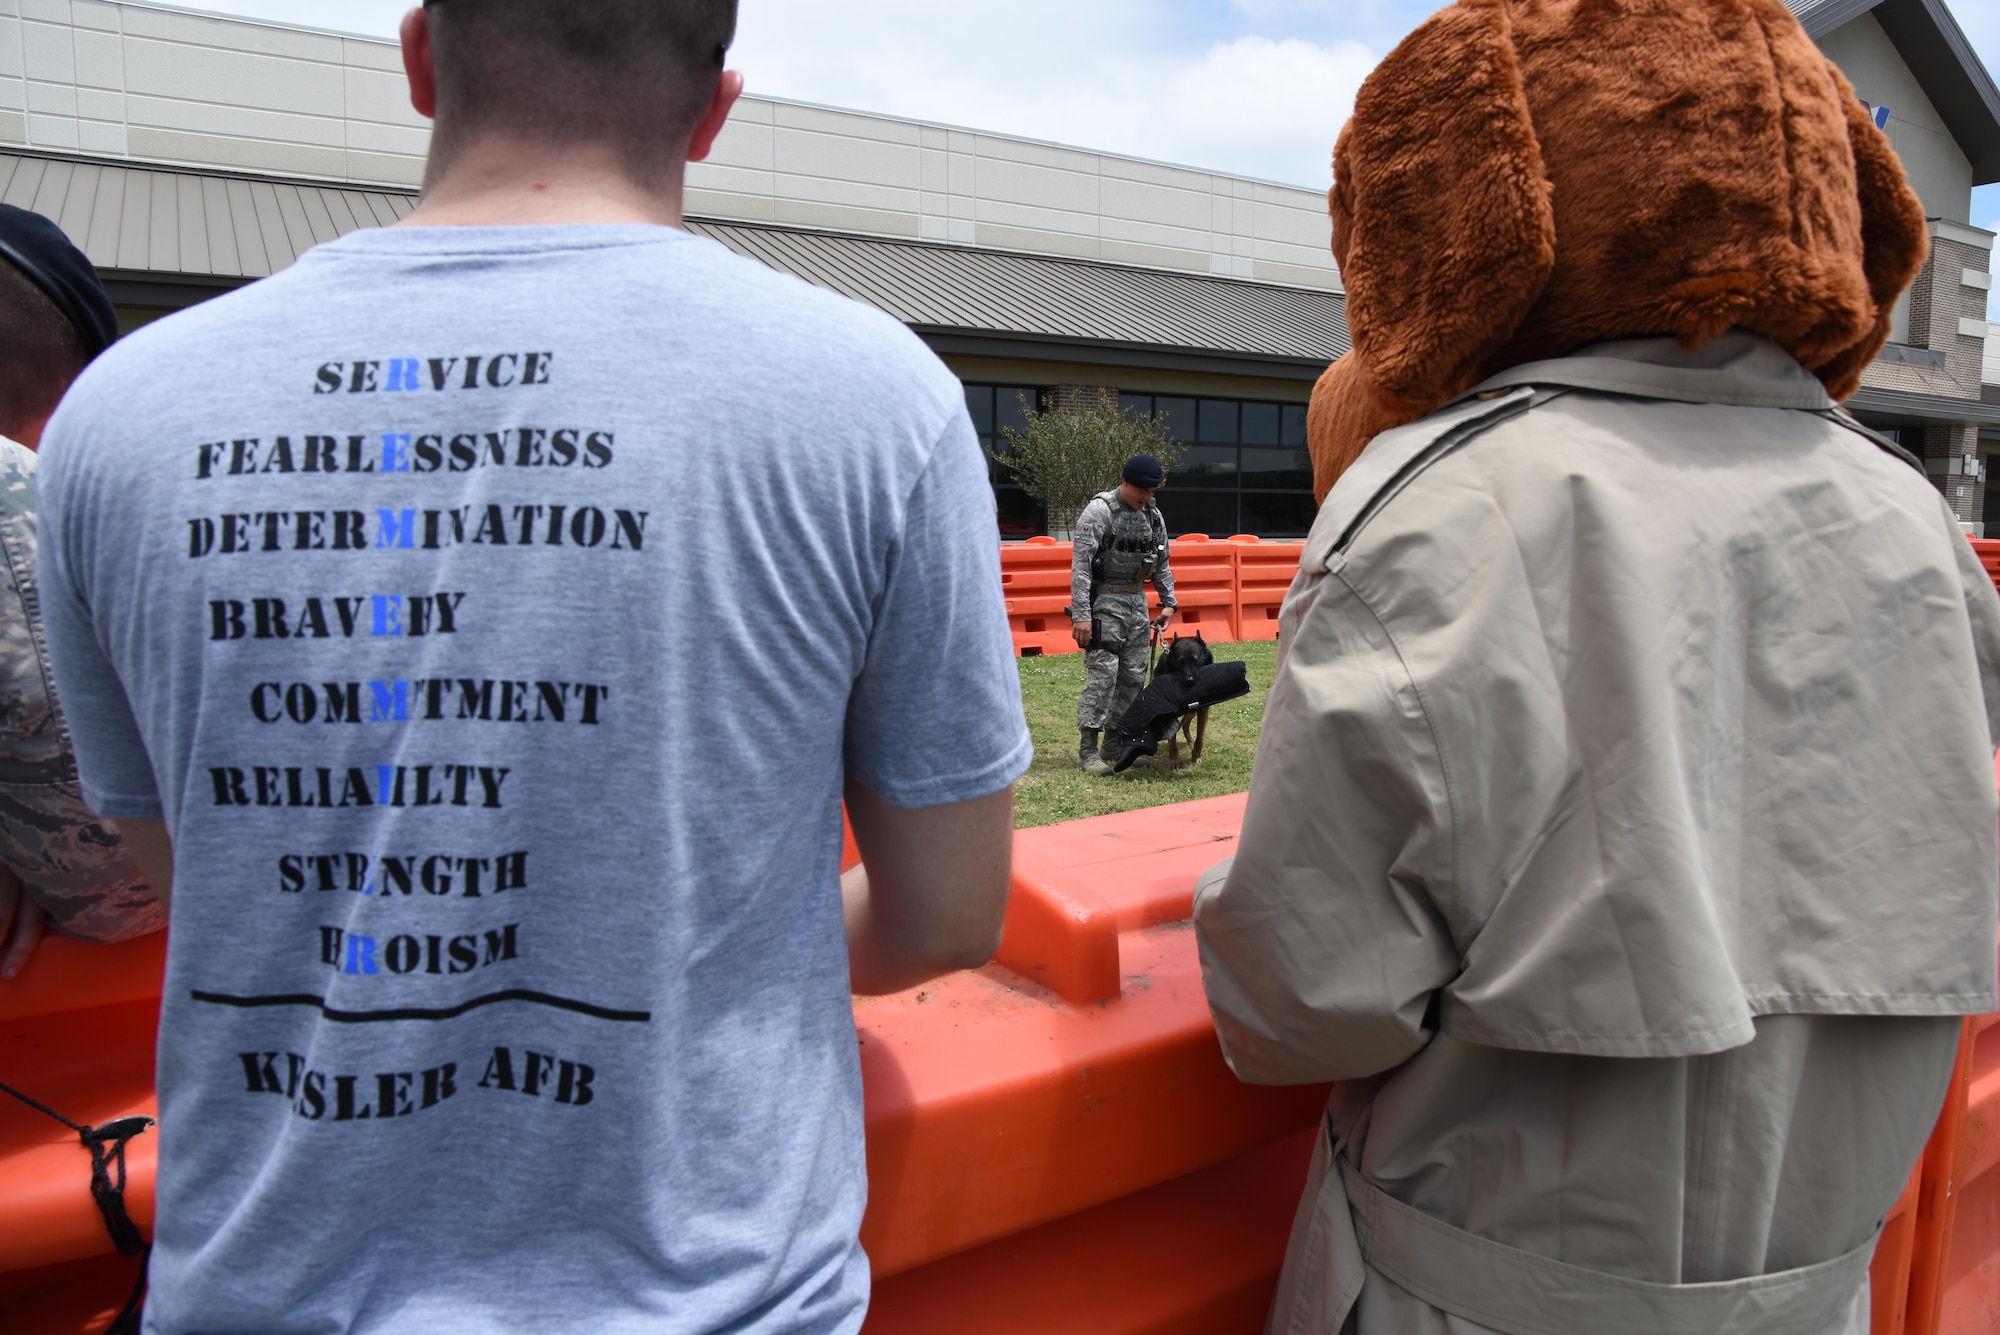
[{"left": 1078, "top": 729, "right": 1115, "bottom": 777}]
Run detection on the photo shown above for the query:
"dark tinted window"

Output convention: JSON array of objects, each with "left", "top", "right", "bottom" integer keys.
[
  {"left": 1281, "top": 404, "right": 1308, "bottom": 446},
  {"left": 1241, "top": 492, "right": 1316, "bottom": 536},
  {"left": 1158, "top": 490, "right": 1238, "bottom": 538},
  {"left": 1240, "top": 402, "right": 1279, "bottom": 445},
  {"left": 994, "top": 387, "right": 1037, "bottom": 439},
  {"left": 1119, "top": 392, "right": 1154, "bottom": 420},
  {"left": 1154, "top": 396, "right": 1196, "bottom": 440},
  {"left": 1171, "top": 445, "right": 1238, "bottom": 487},
  {"left": 963, "top": 384, "right": 994, "bottom": 436},
  {"left": 1198, "top": 399, "right": 1239, "bottom": 442},
  {"left": 1241, "top": 446, "right": 1312, "bottom": 490}
]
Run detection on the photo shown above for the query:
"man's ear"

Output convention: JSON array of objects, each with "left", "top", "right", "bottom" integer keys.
[
  {"left": 688, "top": 71, "right": 745, "bottom": 163},
  {"left": 1811, "top": 66, "right": 1929, "bottom": 401},
  {"left": 400, "top": 7, "right": 436, "bottom": 121}
]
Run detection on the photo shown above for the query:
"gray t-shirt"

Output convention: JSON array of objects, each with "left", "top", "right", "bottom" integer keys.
[{"left": 36, "top": 224, "right": 1031, "bottom": 1335}]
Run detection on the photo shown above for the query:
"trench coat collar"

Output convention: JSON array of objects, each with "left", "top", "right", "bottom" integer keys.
[{"left": 1463, "top": 331, "right": 1838, "bottom": 412}]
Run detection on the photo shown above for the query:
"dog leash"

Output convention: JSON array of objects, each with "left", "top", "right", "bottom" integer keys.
[{"left": 0, "top": 1078, "right": 153, "bottom": 1333}]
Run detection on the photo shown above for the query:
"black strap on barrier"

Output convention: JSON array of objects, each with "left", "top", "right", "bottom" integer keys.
[{"left": 0, "top": 1078, "right": 152, "bottom": 1333}]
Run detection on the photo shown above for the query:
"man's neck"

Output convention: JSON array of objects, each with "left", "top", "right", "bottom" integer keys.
[{"left": 398, "top": 136, "right": 685, "bottom": 229}]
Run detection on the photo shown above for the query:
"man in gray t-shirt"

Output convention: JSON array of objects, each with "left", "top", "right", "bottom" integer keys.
[{"left": 35, "top": 4, "right": 1028, "bottom": 1332}]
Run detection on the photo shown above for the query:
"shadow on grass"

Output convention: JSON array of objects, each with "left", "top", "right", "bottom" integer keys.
[{"left": 1012, "top": 640, "right": 1279, "bottom": 828}]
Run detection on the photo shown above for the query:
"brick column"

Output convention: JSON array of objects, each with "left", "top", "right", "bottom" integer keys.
[
  {"left": 1050, "top": 384, "right": 1119, "bottom": 413},
  {"left": 1922, "top": 422, "right": 1984, "bottom": 526}
]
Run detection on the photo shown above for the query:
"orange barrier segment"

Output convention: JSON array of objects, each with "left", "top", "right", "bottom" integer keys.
[
  {"left": 2, "top": 796, "right": 1327, "bottom": 1325},
  {"left": 1874, "top": 1157, "right": 1925, "bottom": 1335},
  {"left": 866, "top": 1128, "right": 1315, "bottom": 1335},
  {"left": 1968, "top": 538, "right": 2000, "bottom": 596},
  {"left": 857, "top": 794, "right": 1327, "bottom": 1277},
  {"left": 1147, "top": 535, "right": 1238, "bottom": 642},
  {"left": 1000, "top": 536, "right": 1078, "bottom": 657},
  {"left": 1226, "top": 536, "right": 1304, "bottom": 641}
]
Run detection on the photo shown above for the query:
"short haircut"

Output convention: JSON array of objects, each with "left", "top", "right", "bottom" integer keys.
[
  {"left": 0, "top": 257, "right": 87, "bottom": 442},
  {"left": 425, "top": 0, "right": 738, "bottom": 184}
]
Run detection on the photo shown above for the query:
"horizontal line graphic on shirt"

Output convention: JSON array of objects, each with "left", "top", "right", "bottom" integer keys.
[{"left": 189, "top": 988, "right": 652, "bottom": 1024}]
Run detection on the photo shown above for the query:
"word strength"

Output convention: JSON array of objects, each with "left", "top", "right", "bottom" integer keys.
[
  {"left": 279, "top": 850, "right": 529, "bottom": 897},
  {"left": 193, "top": 429, "right": 612, "bottom": 478},
  {"left": 187, "top": 504, "right": 648, "bottom": 556},
  {"left": 210, "top": 763, "right": 511, "bottom": 809}
]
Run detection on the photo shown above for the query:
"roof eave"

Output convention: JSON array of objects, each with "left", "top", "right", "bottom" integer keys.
[{"left": 1858, "top": 0, "right": 2000, "bottom": 184}]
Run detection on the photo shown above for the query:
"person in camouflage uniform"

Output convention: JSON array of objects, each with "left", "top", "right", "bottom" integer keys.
[
  {"left": 1070, "top": 454, "right": 1176, "bottom": 776},
  {"left": 0, "top": 204, "right": 160, "bottom": 978}
]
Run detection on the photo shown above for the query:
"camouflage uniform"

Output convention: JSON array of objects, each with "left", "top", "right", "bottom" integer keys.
[
  {"left": 1072, "top": 490, "right": 1176, "bottom": 732},
  {"left": 0, "top": 438, "right": 161, "bottom": 942}
]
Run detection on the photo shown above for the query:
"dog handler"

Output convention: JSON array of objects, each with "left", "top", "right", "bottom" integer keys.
[
  {"left": 33, "top": 2, "right": 1029, "bottom": 1331},
  {"left": 1071, "top": 453, "right": 1176, "bottom": 775},
  {"left": 1194, "top": 1, "right": 2000, "bottom": 1333}
]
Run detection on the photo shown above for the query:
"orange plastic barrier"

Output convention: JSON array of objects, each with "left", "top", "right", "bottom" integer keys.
[
  {"left": 999, "top": 536, "right": 1078, "bottom": 657},
  {"left": 0, "top": 796, "right": 1327, "bottom": 1334},
  {"left": 1969, "top": 538, "right": 2000, "bottom": 595},
  {"left": 1227, "top": 536, "right": 1304, "bottom": 641},
  {"left": 1147, "top": 535, "right": 1238, "bottom": 642}
]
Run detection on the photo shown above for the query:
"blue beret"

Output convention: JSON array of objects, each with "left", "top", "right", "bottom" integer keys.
[
  {"left": 0, "top": 204, "right": 118, "bottom": 357},
  {"left": 1122, "top": 454, "right": 1164, "bottom": 489}
]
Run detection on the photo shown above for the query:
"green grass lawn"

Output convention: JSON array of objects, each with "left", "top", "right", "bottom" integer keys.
[{"left": 1012, "top": 639, "right": 1279, "bottom": 827}]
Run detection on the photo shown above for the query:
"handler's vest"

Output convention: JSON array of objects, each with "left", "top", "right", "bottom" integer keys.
[{"left": 1092, "top": 490, "right": 1165, "bottom": 590}]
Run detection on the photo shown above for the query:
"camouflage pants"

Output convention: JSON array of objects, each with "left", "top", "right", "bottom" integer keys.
[{"left": 1077, "top": 593, "right": 1152, "bottom": 731}]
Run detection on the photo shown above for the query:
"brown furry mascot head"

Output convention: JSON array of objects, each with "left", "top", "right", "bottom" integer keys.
[{"left": 1307, "top": 0, "right": 1930, "bottom": 501}]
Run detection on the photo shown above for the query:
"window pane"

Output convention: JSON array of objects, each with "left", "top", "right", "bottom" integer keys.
[
  {"left": 963, "top": 384, "right": 994, "bottom": 436},
  {"left": 1119, "top": 392, "right": 1154, "bottom": 421},
  {"left": 1168, "top": 445, "right": 1238, "bottom": 488},
  {"left": 1158, "top": 490, "right": 1238, "bottom": 538},
  {"left": 1155, "top": 396, "right": 1196, "bottom": 441},
  {"left": 995, "top": 387, "right": 1037, "bottom": 440},
  {"left": 1241, "top": 447, "right": 1313, "bottom": 490},
  {"left": 995, "top": 485, "right": 1044, "bottom": 539},
  {"left": 1240, "top": 492, "right": 1317, "bottom": 537},
  {"left": 1241, "top": 402, "right": 1279, "bottom": 445},
  {"left": 1280, "top": 404, "right": 1308, "bottom": 446},
  {"left": 1199, "top": 399, "right": 1239, "bottom": 442}
]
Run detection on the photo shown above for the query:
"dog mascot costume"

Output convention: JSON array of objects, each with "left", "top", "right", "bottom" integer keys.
[{"left": 1192, "top": 1, "right": 2000, "bottom": 1332}]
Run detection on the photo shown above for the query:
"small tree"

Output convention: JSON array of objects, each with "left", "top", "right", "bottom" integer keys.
[{"left": 989, "top": 393, "right": 1186, "bottom": 538}]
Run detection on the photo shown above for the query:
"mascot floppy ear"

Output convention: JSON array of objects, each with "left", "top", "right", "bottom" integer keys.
[
  {"left": 1810, "top": 66, "right": 1929, "bottom": 402},
  {"left": 1307, "top": 0, "right": 1555, "bottom": 501}
]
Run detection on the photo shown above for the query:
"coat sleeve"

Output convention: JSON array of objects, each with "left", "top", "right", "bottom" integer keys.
[
  {"left": 1193, "top": 557, "right": 1458, "bottom": 1084},
  {"left": 1949, "top": 514, "right": 2000, "bottom": 751}
]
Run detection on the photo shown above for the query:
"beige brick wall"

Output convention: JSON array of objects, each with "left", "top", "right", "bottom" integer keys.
[
  {"left": 1860, "top": 220, "right": 1992, "bottom": 402},
  {"left": 686, "top": 98, "right": 1340, "bottom": 290},
  {"left": 0, "top": 0, "right": 429, "bottom": 186},
  {"left": 0, "top": 2, "right": 1344, "bottom": 291},
  {"left": 1923, "top": 422, "right": 1984, "bottom": 524}
]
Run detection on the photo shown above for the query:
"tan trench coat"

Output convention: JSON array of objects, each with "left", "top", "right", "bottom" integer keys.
[{"left": 1194, "top": 334, "right": 2000, "bottom": 1335}]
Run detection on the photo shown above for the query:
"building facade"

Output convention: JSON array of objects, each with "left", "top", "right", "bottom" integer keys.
[{"left": 0, "top": 0, "right": 1993, "bottom": 534}]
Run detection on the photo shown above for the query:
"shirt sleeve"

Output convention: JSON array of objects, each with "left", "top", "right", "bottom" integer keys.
[
  {"left": 0, "top": 441, "right": 162, "bottom": 939},
  {"left": 843, "top": 409, "right": 1033, "bottom": 808},
  {"left": 35, "top": 419, "right": 164, "bottom": 820},
  {"left": 1149, "top": 508, "right": 1176, "bottom": 607},
  {"left": 1070, "top": 499, "right": 1107, "bottom": 612},
  {"left": 1193, "top": 558, "right": 1457, "bottom": 1083}
]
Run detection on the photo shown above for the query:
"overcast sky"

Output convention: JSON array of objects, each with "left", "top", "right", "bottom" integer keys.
[{"left": 175, "top": 0, "right": 2000, "bottom": 306}]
